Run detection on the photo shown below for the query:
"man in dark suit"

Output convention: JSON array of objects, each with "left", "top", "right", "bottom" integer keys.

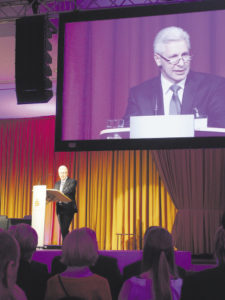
[
  {"left": 54, "top": 165, "right": 77, "bottom": 240},
  {"left": 124, "top": 26, "right": 225, "bottom": 129},
  {"left": 180, "top": 225, "right": 225, "bottom": 300}
]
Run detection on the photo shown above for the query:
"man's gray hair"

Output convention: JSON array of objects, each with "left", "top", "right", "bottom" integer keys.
[{"left": 154, "top": 26, "right": 191, "bottom": 54}]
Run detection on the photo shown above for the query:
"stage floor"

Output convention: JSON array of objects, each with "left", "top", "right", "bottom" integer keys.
[{"left": 33, "top": 249, "right": 192, "bottom": 274}]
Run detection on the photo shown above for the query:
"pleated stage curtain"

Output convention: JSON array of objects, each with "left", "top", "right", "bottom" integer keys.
[
  {"left": 1, "top": 116, "right": 224, "bottom": 253},
  {"left": 152, "top": 149, "right": 225, "bottom": 254},
  {"left": 0, "top": 116, "right": 176, "bottom": 250}
]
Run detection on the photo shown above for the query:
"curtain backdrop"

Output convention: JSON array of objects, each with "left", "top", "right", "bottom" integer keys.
[
  {"left": 1, "top": 116, "right": 224, "bottom": 253},
  {"left": 152, "top": 149, "right": 225, "bottom": 254},
  {"left": 0, "top": 116, "right": 176, "bottom": 250}
]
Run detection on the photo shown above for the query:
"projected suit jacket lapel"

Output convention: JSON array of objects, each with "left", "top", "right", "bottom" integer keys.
[
  {"left": 152, "top": 76, "right": 164, "bottom": 115},
  {"left": 181, "top": 72, "right": 198, "bottom": 114},
  {"left": 142, "top": 76, "right": 164, "bottom": 115}
]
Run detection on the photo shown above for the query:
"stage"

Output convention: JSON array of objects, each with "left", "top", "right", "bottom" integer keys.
[{"left": 33, "top": 249, "right": 193, "bottom": 274}]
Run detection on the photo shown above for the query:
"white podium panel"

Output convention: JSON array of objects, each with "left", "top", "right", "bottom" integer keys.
[
  {"left": 32, "top": 185, "right": 47, "bottom": 247},
  {"left": 130, "top": 115, "right": 194, "bottom": 138}
]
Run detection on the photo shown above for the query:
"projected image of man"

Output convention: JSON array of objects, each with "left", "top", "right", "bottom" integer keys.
[{"left": 123, "top": 26, "right": 225, "bottom": 128}]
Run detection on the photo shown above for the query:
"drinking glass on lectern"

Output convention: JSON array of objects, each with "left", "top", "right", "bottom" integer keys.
[
  {"left": 115, "top": 119, "right": 124, "bottom": 128},
  {"left": 106, "top": 119, "right": 124, "bottom": 128}
]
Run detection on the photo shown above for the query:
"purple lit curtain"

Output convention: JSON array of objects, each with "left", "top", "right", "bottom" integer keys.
[
  {"left": 152, "top": 149, "right": 225, "bottom": 253},
  {"left": 62, "top": 10, "right": 225, "bottom": 140}
]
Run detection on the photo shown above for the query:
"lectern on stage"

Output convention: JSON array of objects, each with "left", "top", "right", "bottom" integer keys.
[{"left": 32, "top": 185, "right": 71, "bottom": 247}]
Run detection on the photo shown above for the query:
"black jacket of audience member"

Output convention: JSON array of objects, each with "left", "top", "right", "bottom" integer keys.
[
  {"left": 122, "top": 259, "right": 189, "bottom": 282},
  {"left": 17, "top": 259, "right": 50, "bottom": 300},
  {"left": 51, "top": 255, "right": 122, "bottom": 300},
  {"left": 180, "top": 264, "right": 225, "bottom": 300}
]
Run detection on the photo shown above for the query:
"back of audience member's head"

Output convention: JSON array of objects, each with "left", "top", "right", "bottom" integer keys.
[
  {"left": 0, "top": 230, "right": 20, "bottom": 293},
  {"left": 61, "top": 227, "right": 99, "bottom": 267},
  {"left": 215, "top": 223, "right": 225, "bottom": 265},
  {"left": 142, "top": 227, "right": 178, "bottom": 300},
  {"left": 143, "top": 226, "right": 159, "bottom": 245},
  {"left": 8, "top": 223, "right": 38, "bottom": 262}
]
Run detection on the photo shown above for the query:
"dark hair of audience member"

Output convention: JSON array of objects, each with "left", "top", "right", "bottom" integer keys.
[
  {"left": 214, "top": 222, "right": 225, "bottom": 265},
  {"left": 221, "top": 211, "right": 225, "bottom": 229},
  {"left": 143, "top": 226, "right": 159, "bottom": 246},
  {"left": 142, "top": 227, "right": 179, "bottom": 300}
]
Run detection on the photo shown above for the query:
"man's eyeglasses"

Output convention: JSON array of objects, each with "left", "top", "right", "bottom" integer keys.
[{"left": 157, "top": 53, "right": 192, "bottom": 65}]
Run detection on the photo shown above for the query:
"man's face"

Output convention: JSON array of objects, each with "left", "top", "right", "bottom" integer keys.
[
  {"left": 58, "top": 166, "right": 68, "bottom": 181},
  {"left": 154, "top": 39, "right": 190, "bottom": 83}
]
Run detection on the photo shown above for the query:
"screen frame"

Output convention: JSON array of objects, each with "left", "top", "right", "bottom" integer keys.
[{"left": 55, "top": 0, "right": 225, "bottom": 152}]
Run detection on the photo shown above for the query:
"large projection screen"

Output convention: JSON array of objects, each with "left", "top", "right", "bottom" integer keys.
[{"left": 55, "top": 1, "right": 225, "bottom": 151}]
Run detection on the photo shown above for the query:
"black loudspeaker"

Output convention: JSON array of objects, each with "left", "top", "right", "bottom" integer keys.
[
  {"left": 0, "top": 215, "right": 9, "bottom": 230},
  {"left": 15, "top": 15, "right": 53, "bottom": 104},
  {"left": 8, "top": 218, "right": 31, "bottom": 227}
]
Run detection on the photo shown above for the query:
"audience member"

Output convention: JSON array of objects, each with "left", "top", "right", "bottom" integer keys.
[
  {"left": 51, "top": 252, "right": 122, "bottom": 300},
  {"left": 180, "top": 224, "right": 225, "bottom": 300},
  {"left": 8, "top": 223, "right": 49, "bottom": 300},
  {"left": 123, "top": 226, "right": 187, "bottom": 282},
  {"left": 118, "top": 227, "right": 183, "bottom": 300},
  {"left": 45, "top": 227, "right": 112, "bottom": 300},
  {"left": 0, "top": 229, "right": 27, "bottom": 300},
  {"left": 221, "top": 211, "right": 225, "bottom": 228}
]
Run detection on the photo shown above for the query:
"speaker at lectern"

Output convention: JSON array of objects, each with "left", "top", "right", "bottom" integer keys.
[
  {"left": 130, "top": 115, "right": 194, "bottom": 138},
  {"left": 32, "top": 186, "right": 71, "bottom": 247}
]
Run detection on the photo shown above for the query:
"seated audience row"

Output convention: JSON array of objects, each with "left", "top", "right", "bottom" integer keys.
[
  {"left": 50, "top": 226, "right": 184, "bottom": 300},
  {"left": 2, "top": 217, "right": 225, "bottom": 300}
]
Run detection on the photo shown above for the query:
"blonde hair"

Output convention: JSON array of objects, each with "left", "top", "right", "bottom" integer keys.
[{"left": 61, "top": 227, "right": 99, "bottom": 267}]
